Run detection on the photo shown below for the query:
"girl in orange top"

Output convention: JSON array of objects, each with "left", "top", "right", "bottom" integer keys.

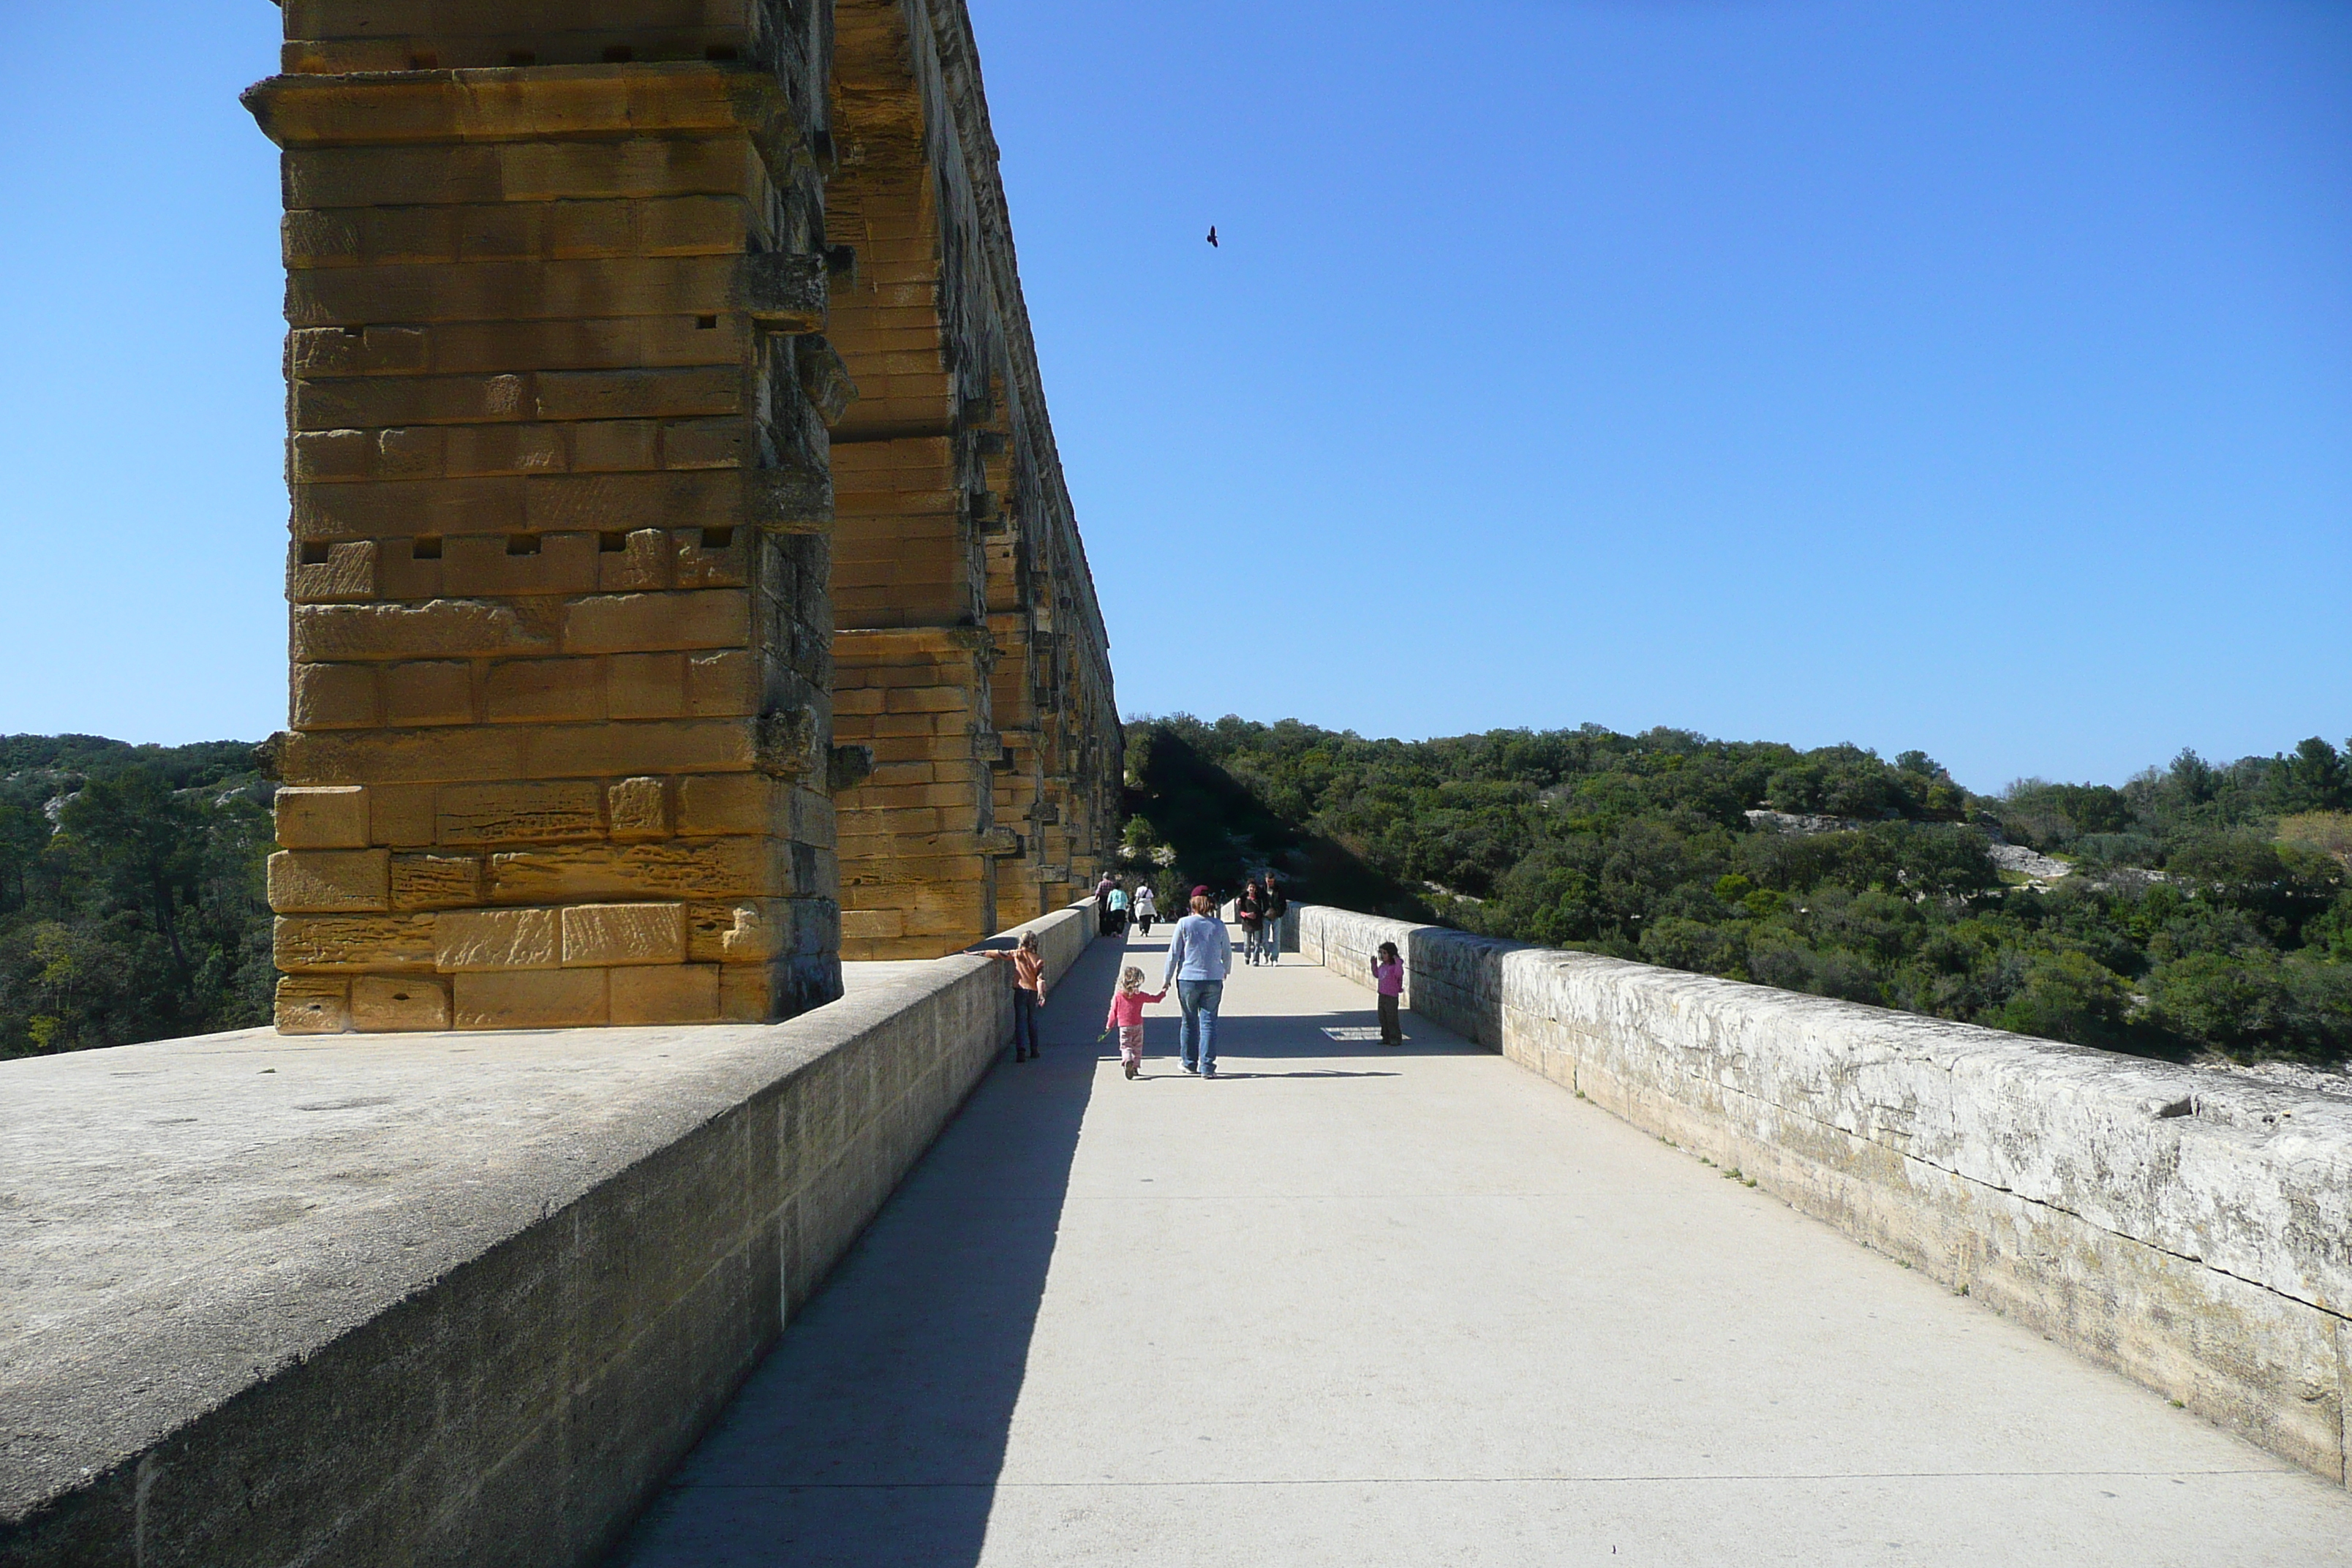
[{"left": 987, "top": 930, "right": 1048, "bottom": 1061}]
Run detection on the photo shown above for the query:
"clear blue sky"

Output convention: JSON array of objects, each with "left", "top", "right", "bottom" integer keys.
[{"left": 1, "top": 2, "right": 2345, "bottom": 794}]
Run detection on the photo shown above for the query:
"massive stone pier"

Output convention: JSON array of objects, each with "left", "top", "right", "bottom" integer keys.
[{"left": 246, "top": 0, "right": 1122, "bottom": 1027}]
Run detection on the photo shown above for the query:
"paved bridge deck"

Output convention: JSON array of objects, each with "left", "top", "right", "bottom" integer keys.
[{"left": 613, "top": 931, "right": 2352, "bottom": 1567}]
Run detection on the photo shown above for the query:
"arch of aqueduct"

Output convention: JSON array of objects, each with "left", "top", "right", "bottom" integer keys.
[{"left": 248, "top": 0, "right": 1123, "bottom": 1032}]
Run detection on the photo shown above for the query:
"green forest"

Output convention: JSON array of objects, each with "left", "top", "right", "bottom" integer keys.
[
  {"left": 10, "top": 717, "right": 2352, "bottom": 1069},
  {"left": 0, "top": 735, "right": 277, "bottom": 1058},
  {"left": 1118, "top": 716, "right": 2352, "bottom": 1068}
]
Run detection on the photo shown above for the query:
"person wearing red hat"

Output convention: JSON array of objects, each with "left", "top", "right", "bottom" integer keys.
[{"left": 1161, "top": 889, "right": 1233, "bottom": 1077}]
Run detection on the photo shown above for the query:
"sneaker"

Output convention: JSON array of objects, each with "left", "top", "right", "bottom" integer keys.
[
  {"left": 1202, "top": 1066, "right": 1217, "bottom": 1078},
  {"left": 1124, "top": 1061, "right": 1137, "bottom": 1079}
]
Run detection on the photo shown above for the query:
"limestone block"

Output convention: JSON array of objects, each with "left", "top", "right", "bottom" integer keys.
[
  {"left": 661, "top": 420, "right": 745, "bottom": 473},
  {"left": 443, "top": 532, "right": 599, "bottom": 598},
  {"left": 274, "top": 973, "right": 351, "bottom": 1034},
  {"left": 268, "top": 849, "right": 391, "bottom": 913},
  {"left": 884, "top": 685, "right": 973, "bottom": 715},
  {"left": 352, "top": 974, "right": 451, "bottom": 1032},
  {"left": 293, "top": 600, "right": 558, "bottom": 663},
  {"left": 440, "top": 423, "right": 567, "bottom": 480},
  {"left": 488, "top": 837, "right": 787, "bottom": 902},
  {"left": 576, "top": 423, "right": 662, "bottom": 476},
  {"left": 716, "top": 962, "right": 773, "bottom": 1022},
  {"left": 293, "top": 372, "right": 526, "bottom": 432},
  {"left": 841, "top": 908, "right": 904, "bottom": 942},
  {"left": 437, "top": 781, "right": 601, "bottom": 845},
  {"left": 274, "top": 914, "right": 438, "bottom": 973},
  {"left": 687, "top": 899, "right": 831, "bottom": 963},
  {"left": 292, "top": 663, "right": 378, "bottom": 730},
  {"left": 369, "top": 782, "right": 437, "bottom": 847},
  {"left": 275, "top": 785, "right": 370, "bottom": 849},
  {"left": 537, "top": 367, "right": 740, "bottom": 422},
  {"left": 380, "top": 660, "right": 473, "bottom": 726},
  {"left": 390, "top": 852, "right": 483, "bottom": 911},
  {"left": 563, "top": 903, "right": 690, "bottom": 968},
  {"left": 608, "top": 961, "right": 723, "bottom": 1025},
  {"left": 434, "top": 908, "right": 559, "bottom": 973},
  {"left": 283, "top": 725, "right": 531, "bottom": 787},
  {"left": 562, "top": 589, "right": 750, "bottom": 654},
  {"left": 606, "top": 651, "right": 686, "bottom": 720},
  {"left": 484, "top": 657, "right": 603, "bottom": 723},
  {"left": 685, "top": 650, "right": 757, "bottom": 715},
  {"left": 287, "top": 323, "right": 429, "bottom": 377},
  {"left": 289, "top": 540, "right": 379, "bottom": 603},
  {"left": 451, "top": 968, "right": 608, "bottom": 1030},
  {"left": 674, "top": 772, "right": 777, "bottom": 837},
  {"left": 286, "top": 257, "right": 743, "bottom": 331},
  {"left": 407, "top": 317, "right": 747, "bottom": 379},
  {"left": 598, "top": 527, "right": 673, "bottom": 593},
  {"left": 524, "top": 718, "right": 753, "bottom": 780},
  {"left": 608, "top": 777, "right": 671, "bottom": 840},
  {"left": 637, "top": 193, "right": 755, "bottom": 257}
]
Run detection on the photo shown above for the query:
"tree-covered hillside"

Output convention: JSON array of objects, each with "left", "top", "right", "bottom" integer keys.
[
  {"left": 1119, "top": 717, "right": 2352, "bottom": 1066},
  {"left": 0, "top": 736, "right": 276, "bottom": 1058}
]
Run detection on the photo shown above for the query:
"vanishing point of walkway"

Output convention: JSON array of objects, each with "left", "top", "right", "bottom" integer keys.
[{"left": 614, "top": 930, "right": 2352, "bottom": 1566}]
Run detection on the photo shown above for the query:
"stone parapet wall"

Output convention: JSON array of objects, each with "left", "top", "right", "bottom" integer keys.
[
  {"left": 1297, "top": 905, "right": 2352, "bottom": 1487},
  {"left": 0, "top": 902, "right": 1098, "bottom": 1567}
]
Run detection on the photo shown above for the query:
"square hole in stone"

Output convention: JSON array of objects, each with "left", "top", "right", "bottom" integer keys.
[
  {"left": 599, "top": 532, "right": 629, "bottom": 554},
  {"left": 603, "top": 45, "right": 635, "bottom": 63},
  {"left": 411, "top": 536, "right": 442, "bottom": 560},
  {"left": 506, "top": 535, "right": 541, "bottom": 557},
  {"left": 696, "top": 314, "right": 719, "bottom": 330},
  {"left": 701, "top": 527, "right": 735, "bottom": 551},
  {"left": 298, "top": 540, "right": 331, "bottom": 566},
  {"left": 505, "top": 50, "right": 536, "bottom": 67},
  {"left": 706, "top": 45, "right": 739, "bottom": 62}
]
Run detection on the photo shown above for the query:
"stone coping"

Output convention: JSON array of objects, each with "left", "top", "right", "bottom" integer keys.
[
  {"left": 1297, "top": 905, "right": 2352, "bottom": 1486},
  {"left": 1, "top": 900, "right": 1095, "bottom": 1553}
]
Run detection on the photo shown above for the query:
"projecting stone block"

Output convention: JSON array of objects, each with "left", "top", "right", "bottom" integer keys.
[
  {"left": 274, "top": 914, "right": 439, "bottom": 973},
  {"left": 274, "top": 974, "right": 351, "bottom": 1034},
  {"left": 561, "top": 903, "right": 688, "bottom": 968},
  {"left": 292, "top": 663, "right": 378, "bottom": 729},
  {"left": 268, "top": 849, "right": 391, "bottom": 913},
  {"left": 390, "top": 852, "right": 483, "bottom": 911},
  {"left": 608, "top": 962, "right": 722, "bottom": 1025},
  {"left": 434, "top": 908, "right": 559, "bottom": 973},
  {"left": 608, "top": 777, "right": 671, "bottom": 840},
  {"left": 596, "top": 527, "right": 671, "bottom": 592},
  {"left": 561, "top": 589, "right": 749, "bottom": 654},
  {"left": 451, "top": 968, "right": 607, "bottom": 1030},
  {"left": 380, "top": 660, "right": 473, "bottom": 726},
  {"left": 352, "top": 974, "right": 451, "bottom": 1032},
  {"left": 275, "top": 785, "right": 370, "bottom": 849},
  {"left": 437, "top": 780, "right": 601, "bottom": 845},
  {"left": 293, "top": 600, "right": 559, "bottom": 662},
  {"left": 488, "top": 838, "right": 788, "bottom": 902}
]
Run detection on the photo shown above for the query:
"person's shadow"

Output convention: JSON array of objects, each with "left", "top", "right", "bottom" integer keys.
[{"left": 607, "top": 934, "right": 1133, "bottom": 1568}]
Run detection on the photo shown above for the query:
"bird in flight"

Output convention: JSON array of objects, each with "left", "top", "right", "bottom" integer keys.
[{"left": 1206, "top": 225, "right": 1218, "bottom": 248}]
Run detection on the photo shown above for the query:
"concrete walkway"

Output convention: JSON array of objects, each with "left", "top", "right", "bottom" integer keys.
[{"left": 612, "top": 930, "right": 2352, "bottom": 1567}]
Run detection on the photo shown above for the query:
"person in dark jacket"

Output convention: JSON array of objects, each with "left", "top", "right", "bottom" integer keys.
[
  {"left": 1260, "top": 875, "right": 1289, "bottom": 965},
  {"left": 1237, "top": 878, "right": 1265, "bottom": 966}
]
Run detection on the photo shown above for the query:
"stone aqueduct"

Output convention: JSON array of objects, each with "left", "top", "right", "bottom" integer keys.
[{"left": 247, "top": 0, "right": 1122, "bottom": 1032}]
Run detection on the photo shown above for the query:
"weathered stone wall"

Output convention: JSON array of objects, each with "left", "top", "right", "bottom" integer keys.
[
  {"left": 823, "top": 0, "right": 1120, "bottom": 954},
  {"left": 1297, "top": 905, "right": 2352, "bottom": 1488},
  {"left": 0, "top": 902, "right": 1100, "bottom": 1567},
  {"left": 247, "top": 4, "right": 852, "bottom": 1031}
]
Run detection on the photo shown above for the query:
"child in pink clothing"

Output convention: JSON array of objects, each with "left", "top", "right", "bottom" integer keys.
[
  {"left": 1373, "top": 941, "right": 1405, "bottom": 1047},
  {"left": 1103, "top": 965, "right": 1167, "bottom": 1079}
]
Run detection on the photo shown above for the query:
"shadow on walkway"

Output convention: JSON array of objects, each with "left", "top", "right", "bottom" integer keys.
[{"left": 607, "top": 935, "right": 1132, "bottom": 1568}]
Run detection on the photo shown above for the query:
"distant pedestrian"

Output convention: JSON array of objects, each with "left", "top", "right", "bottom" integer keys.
[
  {"left": 985, "top": 930, "right": 1049, "bottom": 1061},
  {"left": 1102, "top": 965, "right": 1167, "bottom": 1080},
  {"left": 1260, "top": 874, "right": 1288, "bottom": 965},
  {"left": 1107, "top": 882, "right": 1130, "bottom": 935},
  {"left": 1373, "top": 940, "right": 1405, "bottom": 1047},
  {"left": 1095, "top": 872, "right": 1118, "bottom": 935},
  {"left": 1133, "top": 884, "right": 1158, "bottom": 936},
  {"left": 1162, "top": 888, "right": 1234, "bottom": 1077},
  {"left": 1237, "top": 878, "right": 1265, "bottom": 966}
]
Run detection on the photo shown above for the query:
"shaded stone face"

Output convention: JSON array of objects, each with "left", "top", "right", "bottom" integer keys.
[{"left": 251, "top": 1, "right": 1123, "bottom": 1025}]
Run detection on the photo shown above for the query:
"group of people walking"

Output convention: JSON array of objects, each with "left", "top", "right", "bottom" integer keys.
[
  {"left": 995, "top": 872, "right": 1406, "bottom": 1077},
  {"left": 1093, "top": 875, "right": 1158, "bottom": 938}
]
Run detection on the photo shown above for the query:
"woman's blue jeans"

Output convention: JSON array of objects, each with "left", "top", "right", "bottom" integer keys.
[{"left": 1176, "top": 979, "right": 1222, "bottom": 1072}]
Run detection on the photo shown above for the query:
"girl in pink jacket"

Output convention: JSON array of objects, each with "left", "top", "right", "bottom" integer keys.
[{"left": 1103, "top": 965, "right": 1167, "bottom": 1079}]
